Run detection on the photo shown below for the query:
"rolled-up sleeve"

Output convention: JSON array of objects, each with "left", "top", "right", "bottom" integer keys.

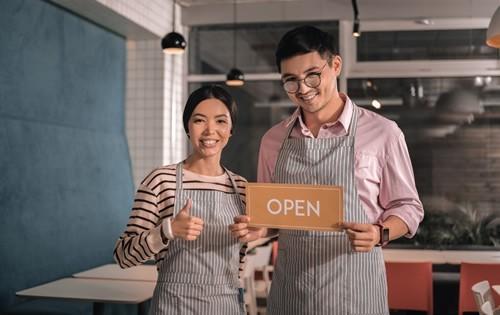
[{"left": 379, "top": 131, "right": 424, "bottom": 237}]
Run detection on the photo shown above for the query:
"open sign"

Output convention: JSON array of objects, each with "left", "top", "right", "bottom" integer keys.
[{"left": 245, "top": 183, "right": 344, "bottom": 231}]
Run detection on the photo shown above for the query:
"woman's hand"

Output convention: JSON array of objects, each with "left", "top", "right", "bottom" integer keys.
[
  {"left": 229, "top": 215, "right": 267, "bottom": 243},
  {"left": 171, "top": 199, "right": 204, "bottom": 240}
]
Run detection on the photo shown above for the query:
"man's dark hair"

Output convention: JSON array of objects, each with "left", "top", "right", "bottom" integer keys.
[
  {"left": 275, "top": 25, "right": 338, "bottom": 72},
  {"left": 182, "top": 84, "right": 237, "bottom": 135}
]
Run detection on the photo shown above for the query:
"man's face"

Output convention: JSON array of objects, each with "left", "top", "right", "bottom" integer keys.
[{"left": 280, "top": 51, "right": 342, "bottom": 115}]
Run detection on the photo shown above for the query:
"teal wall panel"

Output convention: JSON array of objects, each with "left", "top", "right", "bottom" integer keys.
[{"left": 0, "top": 0, "right": 133, "bottom": 312}]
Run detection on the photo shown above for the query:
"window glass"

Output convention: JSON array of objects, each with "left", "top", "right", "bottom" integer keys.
[
  {"left": 189, "top": 22, "right": 339, "bottom": 74},
  {"left": 348, "top": 76, "right": 500, "bottom": 248},
  {"left": 357, "top": 29, "right": 498, "bottom": 61}
]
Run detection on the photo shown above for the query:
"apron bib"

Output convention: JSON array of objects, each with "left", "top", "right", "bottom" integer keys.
[
  {"left": 149, "top": 163, "right": 246, "bottom": 315},
  {"left": 267, "top": 106, "right": 389, "bottom": 315}
]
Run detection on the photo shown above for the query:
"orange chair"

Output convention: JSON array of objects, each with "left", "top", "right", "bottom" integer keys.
[
  {"left": 459, "top": 263, "right": 500, "bottom": 315},
  {"left": 385, "top": 261, "right": 434, "bottom": 315}
]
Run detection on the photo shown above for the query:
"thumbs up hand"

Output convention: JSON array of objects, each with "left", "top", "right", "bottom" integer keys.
[{"left": 171, "top": 199, "right": 204, "bottom": 240}]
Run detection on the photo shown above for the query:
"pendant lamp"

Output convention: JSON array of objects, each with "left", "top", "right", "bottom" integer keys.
[
  {"left": 486, "top": 6, "right": 500, "bottom": 48},
  {"left": 351, "top": 0, "right": 360, "bottom": 37},
  {"left": 226, "top": 0, "right": 244, "bottom": 86},
  {"left": 161, "top": 0, "right": 186, "bottom": 55}
]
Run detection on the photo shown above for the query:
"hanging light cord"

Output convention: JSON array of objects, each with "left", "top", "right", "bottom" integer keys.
[
  {"left": 172, "top": 0, "right": 176, "bottom": 32},
  {"left": 233, "top": 0, "right": 237, "bottom": 68},
  {"left": 351, "top": 0, "right": 359, "bottom": 21}
]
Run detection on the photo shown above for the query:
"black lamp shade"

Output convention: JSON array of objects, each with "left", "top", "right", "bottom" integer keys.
[
  {"left": 161, "top": 32, "right": 186, "bottom": 54},
  {"left": 226, "top": 68, "right": 245, "bottom": 86},
  {"left": 353, "top": 20, "right": 360, "bottom": 37}
]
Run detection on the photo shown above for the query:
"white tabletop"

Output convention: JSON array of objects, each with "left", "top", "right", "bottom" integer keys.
[
  {"left": 73, "top": 264, "right": 157, "bottom": 282},
  {"left": 16, "top": 278, "right": 155, "bottom": 304},
  {"left": 382, "top": 249, "right": 500, "bottom": 264},
  {"left": 493, "top": 285, "right": 500, "bottom": 296}
]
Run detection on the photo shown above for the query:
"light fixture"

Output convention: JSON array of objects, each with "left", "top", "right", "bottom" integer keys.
[
  {"left": 486, "top": 6, "right": 500, "bottom": 48},
  {"left": 226, "top": 0, "right": 244, "bottom": 86},
  {"left": 353, "top": 20, "right": 360, "bottom": 37},
  {"left": 371, "top": 99, "right": 381, "bottom": 109},
  {"left": 351, "top": 0, "right": 360, "bottom": 37},
  {"left": 161, "top": 0, "right": 186, "bottom": 55}
]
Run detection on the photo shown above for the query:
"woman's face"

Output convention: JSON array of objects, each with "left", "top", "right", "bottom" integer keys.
[{"left": 188, "top": 98, "right": 232, "bottom": 159}]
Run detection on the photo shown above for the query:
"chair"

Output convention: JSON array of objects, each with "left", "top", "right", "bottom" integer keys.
[
  {"left": 385, "top": 261, "right": 433, "bottom": 315},
  {"left": 472, "top": 281, "right": 497, "bottom": 313},
  {"left": 242, "top": 258, "right": 258, "bottom": 315},
  {"left": 459, "top": 263, "right": 500, "bottom": 315},
  {"left": 250, "top": 243, "right": 274, "bottom": 314}
]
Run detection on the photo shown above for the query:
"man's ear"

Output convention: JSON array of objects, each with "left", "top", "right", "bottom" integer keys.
[{"left": 332, "top": 55, "right": 342, "bottom": 75}]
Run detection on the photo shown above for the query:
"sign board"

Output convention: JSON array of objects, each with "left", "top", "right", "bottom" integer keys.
[{"left": 245, "top": 183, "right": 343, "bottom": 231}]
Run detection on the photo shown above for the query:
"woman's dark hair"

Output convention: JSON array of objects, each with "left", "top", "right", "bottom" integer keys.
[
  {"left": 182, "top": 84, "right": 237, "bottom": 134},
  {"left": 275, "top": 25, "right": 338, "bottom": 72}
]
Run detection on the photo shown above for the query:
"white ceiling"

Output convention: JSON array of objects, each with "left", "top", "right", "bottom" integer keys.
[{"left": 180, "top": 0, "right": 499, "bottom": 26}]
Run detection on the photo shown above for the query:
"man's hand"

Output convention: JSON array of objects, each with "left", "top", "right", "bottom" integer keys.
[
  {"left": 171, "top": 199, "right": 204, "bottom": 240},
  {"left": 229, "top": 215, "right": 267, "bottom": 243},
  {"left": 342, "top": 222, "right": 379, "bottom": 252}
]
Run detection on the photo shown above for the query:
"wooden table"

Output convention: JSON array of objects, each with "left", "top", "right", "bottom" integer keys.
[
  {"left": 16, "top": 277, "right": 155, "bottom": 315},
  {"left": 73, "top": 264, "right": 157, "bottom": 282}
]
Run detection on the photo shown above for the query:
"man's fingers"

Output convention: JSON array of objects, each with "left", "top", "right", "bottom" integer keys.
[
  {"left": 352, "top": 246, "right": 371, "bottom": 252},
  {"left": 346, "top": 229, "right": 374, "bottom": 241},
  {"left": 351, "top": 239, "right": 372, "bottom": 247},
  {"left": 342, "top": 222, "right": 370, "bottom": 231}
]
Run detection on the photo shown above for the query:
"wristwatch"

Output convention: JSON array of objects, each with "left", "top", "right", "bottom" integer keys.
[{"left": 374, "top": 223, "right": 389, "bottom": 247}]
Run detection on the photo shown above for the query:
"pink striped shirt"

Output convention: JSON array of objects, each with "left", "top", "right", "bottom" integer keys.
[{"left": 257, "top": 94, "right": 424, "bottom": 237}]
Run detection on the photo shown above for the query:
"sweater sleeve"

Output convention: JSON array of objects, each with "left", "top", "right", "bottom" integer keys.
[{"left": 113, "top": 184, "right": 169, "bottom": 268}]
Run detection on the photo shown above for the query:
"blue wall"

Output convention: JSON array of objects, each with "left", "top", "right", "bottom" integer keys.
[{"left": 0, "top": 0, "right": 133, "bottom": 311}]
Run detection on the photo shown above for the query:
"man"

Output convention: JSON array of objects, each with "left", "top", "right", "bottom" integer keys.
[{"left": 230, "top": 25, "right": 424, "bottom": 315}]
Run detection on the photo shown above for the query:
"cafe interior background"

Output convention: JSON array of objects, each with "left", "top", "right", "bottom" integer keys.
[{"left": 1, "top": 0, "right": 500, "bottom": 314}]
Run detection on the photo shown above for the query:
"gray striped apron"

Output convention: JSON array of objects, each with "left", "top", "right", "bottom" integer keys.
[
  {"left": 149, "top": 162, "right": 246, "bottom": 315},
  {"left": 267, "top": 106, "right": 389, "bottom": 315}
]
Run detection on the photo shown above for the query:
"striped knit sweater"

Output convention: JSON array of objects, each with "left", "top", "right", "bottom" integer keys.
[{"left": 114, "top": 163, "right": 247, "bottom": 274}]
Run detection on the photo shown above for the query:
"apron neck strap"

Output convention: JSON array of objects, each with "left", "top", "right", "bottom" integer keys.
[
  {"left": 174, "top": 162, "right": 184, "bottom": 215},
  {"left": 223, "top": 166, "right": 245, "bottom": 212}
]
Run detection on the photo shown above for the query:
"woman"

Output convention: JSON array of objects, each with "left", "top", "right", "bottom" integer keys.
[{"left": 114, "top": 85, "right": 247, "bottom": 314}]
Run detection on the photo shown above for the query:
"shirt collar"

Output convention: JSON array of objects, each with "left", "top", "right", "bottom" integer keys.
[{"left": 285, "top": 93, "right": 354, "bottom": 134}]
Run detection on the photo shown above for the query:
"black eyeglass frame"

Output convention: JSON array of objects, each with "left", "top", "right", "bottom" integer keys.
[{"left": 281, "top": 61, "right": 330, "bottom": 94}]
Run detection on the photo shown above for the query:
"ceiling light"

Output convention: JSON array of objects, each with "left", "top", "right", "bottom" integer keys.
[
  {"left": 487, "top": 6, "right": 500, "bottom": 48},
  {"left": 351, "top": 0, "right": 360, "bottom": 38},
  {"left": 161, "top": 0, "right": 186, "bottom": 54},
  {"left": 353, "top": 20, "right": 361, "bottom": 37},
  {"left": 226, "top": 68, "right": 245, "bottom": 86},
  {"left": 371, "top": 99, "right": 381, "bottom": 109}
]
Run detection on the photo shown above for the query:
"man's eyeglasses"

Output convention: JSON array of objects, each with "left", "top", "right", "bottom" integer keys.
[{"left": 281, "top": 62, "right": 329, "bottom": 94}]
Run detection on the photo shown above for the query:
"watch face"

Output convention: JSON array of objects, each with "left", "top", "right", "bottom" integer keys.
[{"left": 382, "top": 227, "right": 390, "bottom": 243}]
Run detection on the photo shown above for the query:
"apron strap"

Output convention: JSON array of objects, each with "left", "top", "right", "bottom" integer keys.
[
  {"left": 223, "top": 166, "right": 245, "bottom": 214},
  {"left": 173, "top": 162, "right": 184, "bottom": 216},
  {"left": 347, "top": 104, "right": 359, "bottom": 137}
]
